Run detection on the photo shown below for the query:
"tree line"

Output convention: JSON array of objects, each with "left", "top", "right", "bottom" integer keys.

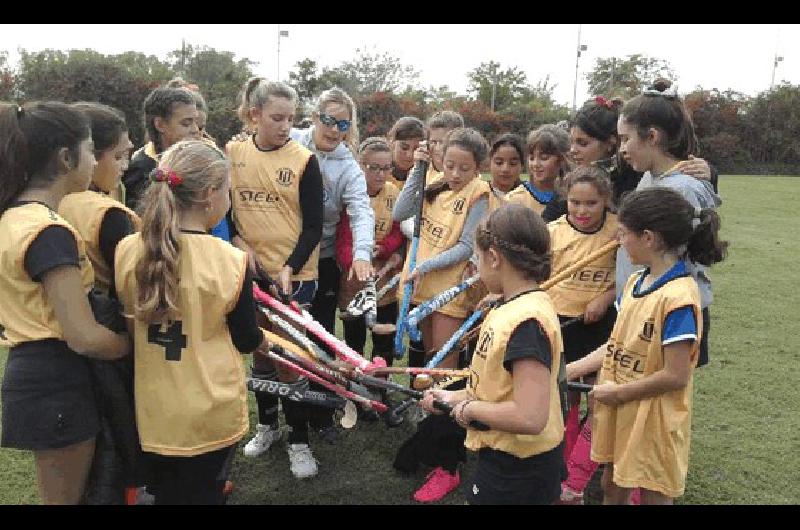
[{"left": 2, "top": 47, "right": 797, "bottom": 174}]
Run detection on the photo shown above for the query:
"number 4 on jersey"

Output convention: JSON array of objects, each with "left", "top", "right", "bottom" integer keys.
[{"left": 148, "top": 320, "right": 187, "bottom": 361}]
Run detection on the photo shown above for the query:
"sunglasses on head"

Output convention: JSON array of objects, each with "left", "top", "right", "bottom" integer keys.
[{"left": 318, "top": 112, "right": 351, "bottom": 132}]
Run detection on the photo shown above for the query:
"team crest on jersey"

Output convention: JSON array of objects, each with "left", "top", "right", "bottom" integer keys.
[
  {"left": 474, "top": 329, "right": 493, "bottom": 359},
  {"left": 385, "top": 197, "right": 395, "bottom": 210},
  {"left": 452, "top": 198, "right": 466, "bottom": 214},
  {"left": 639, "top": 319, "right": 655, "bottom": 342},
  {"left": 276, "top": 168, "right": 295, "bottom": 186}
]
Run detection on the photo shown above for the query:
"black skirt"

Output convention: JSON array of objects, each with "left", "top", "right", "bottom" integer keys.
[{"left": 2, "top": 339, "right": 100, "bottom": 450}]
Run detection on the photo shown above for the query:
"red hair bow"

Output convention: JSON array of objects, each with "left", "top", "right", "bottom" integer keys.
[
  {"left": 595, "top": 96, "right": 614, "bottom": 109},
  {"left": 152, "top": 168, "right": 183, "bottom": 188}
]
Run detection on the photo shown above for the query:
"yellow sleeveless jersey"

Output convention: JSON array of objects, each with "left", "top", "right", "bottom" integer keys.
[
  {"left": 372, "top": 183, "right": 402, "bottom": 306},
  {"left": 59, "top": 190, "right": 141, "bottom": 294},
  {"left": 591, "top": 272, "right": 701, "bottom": 497},
  {"left": 400, "top": 178, "right": 490, "bottom": 319},
  {"left": 465, "top": 290, "right": 564, "bottom": 458},
  {"left": 506, "top": 184, "right": 549, "bottom": 216},
  {"left": 487, "top": 185, "right": 509, "bottom": 213},
  {"left": 228, "top": 138, "right": 318, "bottom": 281},
  {"left": 114, "top": 232, "right": 250, "bottom": 456},
  {"left": 547, "top": 213, "right": 618, "bottom": 317},
  {"left": 0, "top": 203, "right": 94, "bottom": 347}
]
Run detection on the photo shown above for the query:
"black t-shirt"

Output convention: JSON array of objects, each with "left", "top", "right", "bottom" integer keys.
[
  {"left": 24, "top": 225, "right": 80, "bottom": 281},
  {"left": 503, "top": 318, "right": 552, "bottom": 373},
  {"left": 225, "top": 267, "right": 262, "bottom": 353},
  {"left": 99, "top": 207, "right": 135, "bottom": 294}
]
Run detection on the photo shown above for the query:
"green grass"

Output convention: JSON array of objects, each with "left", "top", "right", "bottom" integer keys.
[{"left": 1, "top": 175, "right": 798, "bottom": 504}]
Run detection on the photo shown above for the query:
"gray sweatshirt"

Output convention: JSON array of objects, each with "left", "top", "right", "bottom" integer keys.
[
  {"left": 616, "top": 171, "right": 723, "bottom": 308},
  {"left": 393, "top": 163, "right": 487, "bottom": 275},
  {"left": 290, "top": 127, "right": 374, "bottom": 262}
]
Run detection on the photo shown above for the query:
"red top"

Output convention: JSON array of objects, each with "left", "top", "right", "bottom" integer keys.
[{"left": 335, "top": 210, "right": 404, "bottom": 271}]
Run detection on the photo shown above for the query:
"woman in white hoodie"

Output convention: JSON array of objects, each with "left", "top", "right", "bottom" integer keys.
[{"left": 290, "top": 88, "right": 375, "bottom": 444}]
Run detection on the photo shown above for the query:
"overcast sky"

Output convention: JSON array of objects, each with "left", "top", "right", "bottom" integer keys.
[{"left": 2, "top": 24, "right": 796, "bottom": 107}]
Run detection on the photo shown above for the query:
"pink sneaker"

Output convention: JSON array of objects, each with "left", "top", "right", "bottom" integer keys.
[{"left": 413, "top": 467, "right": 460, "bottom": 503}]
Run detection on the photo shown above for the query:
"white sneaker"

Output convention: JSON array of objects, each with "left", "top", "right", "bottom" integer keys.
[
  {"left": 287, "top": 443, "right": 318, "bottom": 479},
  {"left": 243, "top": 424, "right": 281, "bottom": 457}
]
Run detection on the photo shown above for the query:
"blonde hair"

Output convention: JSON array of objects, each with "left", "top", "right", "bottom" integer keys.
[
  {"left": 237, "top": 76, "right": 297, "bottom": 133},
  {"left": 135, "top": 140, "right": 230, "bottom": 324},
  {"left": 316, "top": 87, "right": 359, "bottom": 154}
]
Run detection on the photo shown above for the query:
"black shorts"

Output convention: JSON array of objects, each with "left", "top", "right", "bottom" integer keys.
[
  {"left": 697, "top": 307, "right": 711, "bottom": 368},
  {"left": 1, "top": 340, "right": 100, "bottom": 450},
  {"left": 560, "top": 308, "right": 616, "bottom": 364},
  {"left": 467, "top": 443, "right": 565, "bottom": 505}
]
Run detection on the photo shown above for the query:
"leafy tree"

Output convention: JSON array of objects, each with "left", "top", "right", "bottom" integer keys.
[
  {"left": 14, "top": 49, "right": 170, "bottom": 146},
  {"left": 467, "top": 61, "right": 530, "bottom": 112},
  {"left": 585, "top": 55, "right": 677, "bottom": 99},
  {"left": 167, "top": 44, "right": 256, "bottom": 144},
  {"left": 743, "top": 83, "right": 800, "bottom": 167},
  {"left": 0, "top": 51, "right": 15, "bottom": 100},
  {"left": 318, "top": 48, "right": 420, "bottom": 98},
  {"left": 288, "top": 58, "right": 324, "bottom": 114}
]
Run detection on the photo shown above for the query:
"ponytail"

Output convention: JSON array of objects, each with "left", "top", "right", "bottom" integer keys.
[
  {"left": 134, "top": 140, "right": 229, "bottom": 324},
  {"left": 687, "top": 208, "right": 728, "bottom": 266},
  {"left": 135, "top": 181, "right": 182, "bottom": 324},
  {"left": 618, "top": 187, "right": 728, "bottom": 266},
  {"left": 0, "top": 104, "right": 30, "bottom": 213},
  {"left": 424, "top": 178, "right": 450, "bottom": 203},
  {"left": 0, "top": 101, "right": 90, "bottom": 214}
]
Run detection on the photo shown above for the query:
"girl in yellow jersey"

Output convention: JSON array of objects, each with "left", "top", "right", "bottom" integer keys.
[
  {"left": 337, "top": 137, "right": 404, "bottom": 366},
  {"left": 507, "top": 124, "right": 572, "bottom": 218},
  {"left": 421, "top": 203, "right": 566, "bottom": 504},
  {"left": 386, "top": 117, "right": 426, "bottom": 190},
  {"left": 114, "top": 140, "right": 270, "bottom": 504},
  {"left": 227, "top": 77, "right": 326, "bottom": 479},
  {"left": 567, "top": 187, "right": 728, "bottom": 504},
  {"left": 393, "top": 128, "right": 490, "bottom": 368},
  {"left": 0, "top": 102, "right": 131, "bottom": 504},
  {"left": 487, "top": 133, "right": 525, "bottom": 212},
  {"left": 546, "top": 166, "right": 618, "bottom": 504},
  {"left": 57, "top": 102, "right": 144, "bottom": 504}
]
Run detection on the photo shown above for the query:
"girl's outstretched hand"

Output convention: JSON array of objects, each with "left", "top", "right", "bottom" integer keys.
[{"left": 674, "top": 155, "right": 711, "bottom": 181}]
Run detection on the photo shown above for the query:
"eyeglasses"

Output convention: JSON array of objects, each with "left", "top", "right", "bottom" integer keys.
[
  {"left": 364, "top": 163, "right": 393, "bottom": 173},
  {"left": 318, "top": 112, "right": 351, "bottom": 132}
]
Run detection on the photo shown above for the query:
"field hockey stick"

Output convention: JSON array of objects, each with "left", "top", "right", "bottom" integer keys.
[
  {"left": 264, "top": 330, "right": 381, "bottom": 402},
  {"left": 253, "top": 284, "right": 377, "bottom": 370},
  {"left": 424, "top": 303, "right": 492, "bottom": 370},
  {"left": 246, "top": 377, "right": 346, "bottom": 409},
  {"left": 363, "top": 366, "right": 470, "bottom": 379},
  {"left": 260, "top": 306, "right": 334, "bottom": 363},
  {"left": 394, "top": 156, "right": 429, "bottom": 359},
  {"left": 384, "top": 394, "right": 490, "bottom": 431},
  {"left": 406, "top": 274, "right": 480, "bottom": 341},
  {"left": 258, "top": 347, "right": 388, "bottom": 413},
  {"left": 567, "top": 382, "right": 594, "bottom": 393}
]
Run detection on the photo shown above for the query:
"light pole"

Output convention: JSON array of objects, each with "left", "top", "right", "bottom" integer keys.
[
  {"left": 277, "top": 26, "right": 289, "bottom": 81},
  {"left": 490, "top": 62, "right": 497, "bottom": 112},
  {"left": 770, "top": 54, "right": 784, "bottom": 91},
  {"left": 572, "top": 24, "right": 587, "bottom": 114}
]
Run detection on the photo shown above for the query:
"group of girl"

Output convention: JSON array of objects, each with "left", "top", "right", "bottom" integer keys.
[{"left": 0, "top": 72, "right": 727, "bottom": 506}]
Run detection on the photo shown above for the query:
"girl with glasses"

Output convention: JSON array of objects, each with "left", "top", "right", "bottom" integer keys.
[{"left": 336, "top": 137, "right": 404, "bottom": 368}]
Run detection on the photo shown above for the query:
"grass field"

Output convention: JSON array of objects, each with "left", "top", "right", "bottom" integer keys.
[{"left": 1, "top": 175, "right": 798, "bottom": 504}]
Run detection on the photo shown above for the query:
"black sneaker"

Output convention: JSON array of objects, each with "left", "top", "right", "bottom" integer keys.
[
  {"left": 317, "top": 424, "right": 340, "bottom": 445},
  {"left": 357, "top": 407, "right": 380, "bottom": 423}
]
